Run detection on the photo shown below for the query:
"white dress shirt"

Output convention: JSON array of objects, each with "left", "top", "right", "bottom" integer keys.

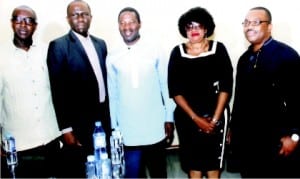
[
  {"left": 74, "top": 32, "right": 106, "bottom": 103},
  {"left": 0, "top": 42, "right": 61, "bottom": 151}
]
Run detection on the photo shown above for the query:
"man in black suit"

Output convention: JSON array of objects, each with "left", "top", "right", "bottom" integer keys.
[{"left": 46, "top": 0, "right": 110, "bottom": 177}]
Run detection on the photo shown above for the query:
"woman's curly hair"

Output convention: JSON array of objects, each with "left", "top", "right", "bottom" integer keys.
[{"left": 178, "top": 6, "right": 215, "bottom": 38}]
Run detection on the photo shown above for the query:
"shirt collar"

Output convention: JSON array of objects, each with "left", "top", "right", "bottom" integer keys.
[
  {"left": 248, "top": 37, "right": 273, "bottom": 52},
  {"left": 121, "top": 37, "right": 142, "bottom": 51},
  {"left": 72, "top": 30, "right": 91, "bottom": 42},
  {"left": 12, "top": 41, "right": 37, "bottom": 52}
]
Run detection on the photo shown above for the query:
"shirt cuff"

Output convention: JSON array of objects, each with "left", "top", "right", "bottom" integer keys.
[{"left": 61, "top": 127, "right": 73, "bottom": 134}]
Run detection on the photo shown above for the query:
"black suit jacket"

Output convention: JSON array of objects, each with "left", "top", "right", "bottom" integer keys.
[{"left": 47, "top": 30, "right": 110, "bottom": 151}]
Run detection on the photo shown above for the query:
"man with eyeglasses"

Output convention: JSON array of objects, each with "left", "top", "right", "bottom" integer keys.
[
  {"left": 46, "top": 0, "right": 111, "bottom": 177},
  {"left": 0, "top": 5, "right": 62, "bottom": 178},
  {"left": 229, "top": 6, "right": 300, "bottom": 178}
]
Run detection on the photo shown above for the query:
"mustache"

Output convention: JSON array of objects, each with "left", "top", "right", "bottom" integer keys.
[{"left": 246, "top": 29, "right": 255, "bottom": 33}]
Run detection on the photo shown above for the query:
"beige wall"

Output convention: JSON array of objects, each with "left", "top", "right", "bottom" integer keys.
[
  {"left": 1, "top": 0, "right": 300, "bottom": 66},
  {"left": 1, "top": 0, "right": 299, "bottom": 145}
]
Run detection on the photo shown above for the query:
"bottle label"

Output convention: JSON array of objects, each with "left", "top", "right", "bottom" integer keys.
[
  {"left": 4, "top": 137, "right": 18, "bottom": 166},
  {"left": 94, "top": 135, "right": 106, "bottom": 147}
]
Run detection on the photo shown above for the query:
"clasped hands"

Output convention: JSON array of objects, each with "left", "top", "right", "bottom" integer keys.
[{"left": 193, "top": 115, "right": 219, "bottom": 134}]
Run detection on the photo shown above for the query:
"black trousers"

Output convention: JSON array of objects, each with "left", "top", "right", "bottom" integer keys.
[
  {"left": 55, "top": 101, "right": 112, "bottom": 178},
  {"left": 1, "top": 137, "right": 61, "bottom": 178}
]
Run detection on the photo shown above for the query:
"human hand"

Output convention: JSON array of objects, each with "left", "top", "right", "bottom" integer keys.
[
  {"left": 63, "top": 132, "right": 82, "bottom": 146},
  {"left": 194, "top": 116, "right": 215, "bottom": 134},
  {"left": 164, "top": 122, "right": 175, "bottom": 146},
  {"left": 279, "top": 136, "right": 298, "bottom": 157},
  {"left": 226, "top": 128, "right": 232, "bottom": 144}
]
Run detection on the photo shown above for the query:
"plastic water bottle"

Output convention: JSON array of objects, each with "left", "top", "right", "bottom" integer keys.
[
  {"left": 4, "top": 135, "right": 18, "bottom": 179},
  {"left": 111, "top": 149, "right": 122, "bottom": 179},
  {"left": 110, "top": 148, "right": 118, "bottom": 178},
  {"left": 100, "top": 152, "right": 112, "bottom": 179},
  {"left": 93, "top": 121, "right": 107, "bottom": 161},
  {"left": 110, "top": 128, "right": 125, "bottom": 178},
  {"left": 86, "top": 155, "right": 97, "bottom": 179}
]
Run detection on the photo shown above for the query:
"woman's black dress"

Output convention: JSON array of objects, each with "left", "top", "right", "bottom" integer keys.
[{"left": 168, "top": 41, "right": 233, "bottom": 172}]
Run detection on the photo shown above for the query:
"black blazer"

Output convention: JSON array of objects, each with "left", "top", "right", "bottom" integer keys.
[{"left": 47, "top": 30, "right": 110, "bottom": 149}]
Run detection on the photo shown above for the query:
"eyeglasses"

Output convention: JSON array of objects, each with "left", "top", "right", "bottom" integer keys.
[
  {"left": 242, "top": 19, "right": 269, "bottom": 27},
  {"left": 12, "top": 16, "right": 36, "bottom": 26},
  {"left": 69, "top": 12, "right": 91, "bottom": 19},
  {"left": 185, "top": 22, "right": 204, "bottom": 31}
]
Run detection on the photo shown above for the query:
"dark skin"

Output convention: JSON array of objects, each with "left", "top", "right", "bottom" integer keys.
[
  {"left": 11, "top": 6, "right": 37, "bottom": 51},
  {"left": 165, "top": 122, "right": 175, "bottom": 146},
  {"left": 62, "top": 0, "right": 93, "bottom": 147},
  {"left": 1, "top": 6, "right": 37, "bottom": 157},
  {"left": 66, "top": 0, "right": 92, "bottom": 37},
  {"left": 118, "top": 10, "right": 175, "bottom": 146}
]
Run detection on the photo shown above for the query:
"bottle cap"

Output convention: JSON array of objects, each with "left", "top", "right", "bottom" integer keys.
[
  {"left": 5, "top": 133, "right": 13, "bottom": 139},
  {"left": 95, "top": 121, "right": 102, "bottom": 127},
  {"left": 87, "top": 155, "right": 95, "bottom": 162},
  {"left": 112, "top": 128, "right": 122, "bottom": 137}
]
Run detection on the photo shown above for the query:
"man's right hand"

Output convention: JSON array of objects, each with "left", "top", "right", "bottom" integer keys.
[{"left": 63, "top": 132, "right": 82, "bottom": 146}]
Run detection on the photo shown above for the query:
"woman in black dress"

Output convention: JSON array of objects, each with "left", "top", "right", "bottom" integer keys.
[{"left": 168, "top": 6, "right": 233, "bottom": 178}]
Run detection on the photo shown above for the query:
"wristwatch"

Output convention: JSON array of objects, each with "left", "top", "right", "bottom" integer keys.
[{"left": 291, "top": 133, "right": 299, "bottom": 142}]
